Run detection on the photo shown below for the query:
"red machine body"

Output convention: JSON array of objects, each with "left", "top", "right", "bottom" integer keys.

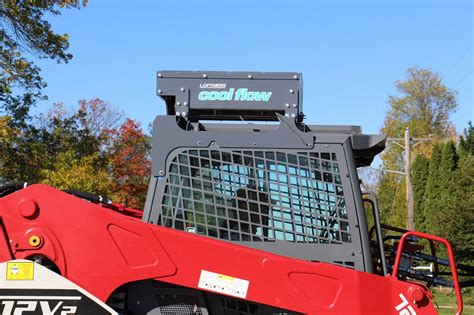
[{"left": 0, "top": 184, "right": 450, "bottom": 314}]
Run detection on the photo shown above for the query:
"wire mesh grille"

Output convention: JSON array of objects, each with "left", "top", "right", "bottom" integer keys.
[
  {"left": 161, "top": 149, "right": 351, "bottom": 244},
  {"left": 157, "top": 294, "right": 204, "bottom": 314}
]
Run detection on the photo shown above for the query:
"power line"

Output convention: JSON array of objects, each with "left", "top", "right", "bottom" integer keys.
[
  {"left": 456, "top": 69, "right": 474, "bottom": 88},
  {"left": 376, "top": 130, "right": 434, "bottom": 230},
  {"left": 390, "top": 177, "right": 402, "bottom": 219},
  {"left": 368, "top": 167, "right": 405, "bottom": 176},
  {"left": 445, "top": 46, "right": 473, "bottom": 77}
]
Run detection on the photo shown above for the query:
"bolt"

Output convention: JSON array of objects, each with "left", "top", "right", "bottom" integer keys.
[
  {"left": 293, "top": 75, "right": 298, "bottom": 79},
  {"left": 183, "top": 102, "right": 188, "bottom": 106},
  {"left": 175, "top": 112, "right": 181, "bottom": 116},
  {"left": 409, "top": 287, "right": 424, "bottom": 302},
  {"left": 180, "top": 87, "right": 185, "bottom": 92},
  {"left": 289, "top": 89, "right": 294, "bottom": 94},
  {"left": 203, "top": 74, "right": 207, "bottom": 78},
  {"left": 18, "top": 199, "right": 38, "bottom": 219},
  {"left": 157, "top": 89, "right": 162, "bottom": 94},
  {"left": 158, "top": 73, "right": 162, "bottom": 78},
  {"left": 285, "top": 103, "right": 290, "bottom": 108},
  {"left": 285, "top": 114, "right": 289, "bottom": 117},
  {"left": 307, "top": 143, "right": 312, "bottom": 147},
  {"left": 176, "top": 102, "right": 181, "bottom": 106},
  {"left": 158, "top": 170, "right": 164, "bottom": 175},
  {"left": 29, "top": 235, "right": 42, "bottom": 248},
  {"left": 253, "top": 142, "right": 257, "bottom": 146},
  {"left": 197, "top": 141, "right": 202, "bottom": 145},
  {"left": 293, "top": 104, "right": 297, "bottom": 108},
  {"left": 181, "top": 112, "right": 187, "bottom": 117},
  {"left": 248, "top": 74, "right": 253, "bottom": 79},
  {"left": 291, "top": 113, "right": 296, "bottom": 118}
]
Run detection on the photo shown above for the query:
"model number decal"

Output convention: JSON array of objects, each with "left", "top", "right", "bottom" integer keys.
[{"left": 0, "top": 296, "right": 80, "bottom": 315}]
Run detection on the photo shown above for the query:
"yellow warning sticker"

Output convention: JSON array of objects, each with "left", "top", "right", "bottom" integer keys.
[
  {"left": 217, "top": 274, "right": 235, "bottom": 283},
  {"left": 6, "top": 262, "right": 34, "bottom": 281}
]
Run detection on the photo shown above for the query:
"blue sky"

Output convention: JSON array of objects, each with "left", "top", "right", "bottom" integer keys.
[{"left": 34, "top": 0, "right": 473, "bottom": 135}]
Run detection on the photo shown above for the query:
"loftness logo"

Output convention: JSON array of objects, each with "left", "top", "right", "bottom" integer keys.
[
  {"left": 199, "top": 83, "right": 226, "bottom": 89},
  {"left": 198, "top": 88, "right": 272, "bottom": 102}
]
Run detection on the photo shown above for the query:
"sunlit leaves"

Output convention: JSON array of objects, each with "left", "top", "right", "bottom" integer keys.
[
  {"left": 1, "top": 0, "right": 87, "bottom": 120},
  {"left": 377, "top": 67, "right": 458, "bottom": 228},
  {"left": 0, "top": 98, "right": 151, "bottom": 209}
]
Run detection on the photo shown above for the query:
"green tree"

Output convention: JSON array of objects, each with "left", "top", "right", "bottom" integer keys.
[
  {"left": 382, "top": 67, "right": 457, "bottom": 148},
  {"left": 412, "top": 154, "right": 430, "bottom": 230},
  {"left": 0, "top": 97, "right": 151, "bottom": 207},
  {"left": 33, "top": 99, "right": 122, "bottom": 195},
  {"left": 459, "top": 121, "right": 474, "bottom": 155},
  {"left": 450, "top": 146, "right": 474, "bottom": 262},
  {"left": 40, "top": 149, "right": 111, "bottom": 195},
  {"left": 423, "top": 142, "right": 458, "bottom": 236},
  {"left": 377, "top": 174, "right": 406, "bottom": 227},
  {"left": 377, "top": 67, "right": 457, "bottom": 228},
  {"left": 438, "top": 141, "right": 458, "bottom": 183},
  {"left": 420, "top": 143, "right": 443, "bottom": 229},
  {"left": 0, "top": 120, "right": 47, "bottom": 184},
  {"left": 439, "top": 124, "right": 474, "bottom": 262},
  {"left": 0, "top": 99, "right": 117, "bottom": 186},
  {"left": 1, "top": 0, "right": 87, "bottom": 121},
  {"left": 415, "top": 129, "right": 474, "bottom": 264}
]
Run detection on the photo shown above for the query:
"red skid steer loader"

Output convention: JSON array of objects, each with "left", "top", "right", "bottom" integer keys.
[{"left": 1, "top": 71, "right": 471, "bottom": 314}]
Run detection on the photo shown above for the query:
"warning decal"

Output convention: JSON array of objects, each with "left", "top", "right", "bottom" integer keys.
[
  {"left": 198, "top": 270, "right": 249, "bottom": 299},
  {"left": 6, "top": 262, "right": 34, "bottom": 281}
]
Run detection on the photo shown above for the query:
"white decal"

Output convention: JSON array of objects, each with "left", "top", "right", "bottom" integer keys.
[
  {"left": 395, "top": 293, "right": 417, "bottom": 315},
  {"left": 198, "top": 270, "right": 249, "bottom": 299}
]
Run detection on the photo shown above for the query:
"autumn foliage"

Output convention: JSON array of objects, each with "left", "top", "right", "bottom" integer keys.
[
  {"left": 0, "top": 98, "right": 151, "bottom": 209},
  {"left": 105, "top": 119, "right": 151, "bottom": 208}
]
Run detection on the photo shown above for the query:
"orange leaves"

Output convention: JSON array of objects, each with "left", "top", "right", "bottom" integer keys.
[
  {"left": 104, "top": 118, "right": 151, "bottom": 209},
  {"left": 17, "top": 99, "right": 151, "bottom": 209}
]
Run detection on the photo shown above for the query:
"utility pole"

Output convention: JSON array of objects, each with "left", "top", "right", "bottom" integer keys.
[
  {"left": 370, "top": 129, "right": 433, "bottom": 230},
  {"left": 405, "top": 127, "right": 414, "bottom": 230}
]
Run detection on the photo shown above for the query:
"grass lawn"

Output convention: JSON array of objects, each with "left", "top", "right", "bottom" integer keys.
[{"left": 432, "top": 290, "right": 474, "bottom": 315}]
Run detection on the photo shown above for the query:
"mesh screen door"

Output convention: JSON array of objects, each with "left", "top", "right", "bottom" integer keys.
[{"left": 156, "top": 144, "right": 363, "bottom": 268}]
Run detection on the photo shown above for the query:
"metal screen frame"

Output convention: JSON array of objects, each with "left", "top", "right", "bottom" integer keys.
[
  {"left": 144, "top": 117, "right": 379, "bottom": 272},
  {"left": 160, "top": 146, "right": 356, "bottom": 245}
]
